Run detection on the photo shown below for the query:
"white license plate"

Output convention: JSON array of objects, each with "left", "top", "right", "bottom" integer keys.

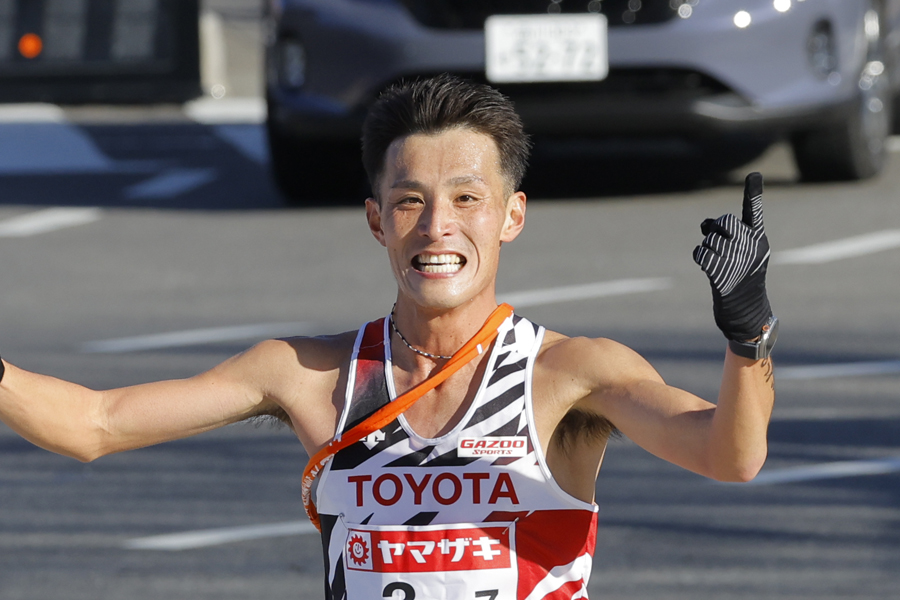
[{"left": 485, "top": 14, "right": 608, "bottom": 84}]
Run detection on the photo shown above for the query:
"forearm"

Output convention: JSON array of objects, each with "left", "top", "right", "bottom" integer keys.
[
  {"left": 0, "top": 358, "right": 265, "bottom": 462},
  {"left": 707, "top": 348, "right": 775, "bottom": 481},
  {"left": 0, "top": 360, "right": 108, "bottom": 461},
  {"left": 692, "top": 171, "right": 777, "bottom": 482}
]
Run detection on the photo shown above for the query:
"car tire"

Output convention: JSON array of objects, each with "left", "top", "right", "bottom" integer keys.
[
  {"left": 267, "top": 120, "right": 367, "bottom": 206},
  {"left": 791, "top": 6, "right": 893, "bottom": 182}
]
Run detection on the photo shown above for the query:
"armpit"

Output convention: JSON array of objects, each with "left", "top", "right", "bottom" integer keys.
[
  {"left": 247, "top": 405, "right": 294, "bottom": 430},
  {"left": 552, "top": 408, "right": 618, "bottom": 453}
]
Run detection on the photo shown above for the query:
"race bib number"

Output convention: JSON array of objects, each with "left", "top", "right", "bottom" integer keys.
[{"left": 344, "top": 522, "right": 517, "bottom": 599}]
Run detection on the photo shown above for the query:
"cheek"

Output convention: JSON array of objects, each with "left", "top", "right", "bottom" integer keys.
[{"left": 381, "top": 215, "right": 412, "bottom": 245}]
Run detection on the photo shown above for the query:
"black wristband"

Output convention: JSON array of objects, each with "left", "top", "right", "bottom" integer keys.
[{"left": 0, "top": 357, "right": 5, "bottom": 383}]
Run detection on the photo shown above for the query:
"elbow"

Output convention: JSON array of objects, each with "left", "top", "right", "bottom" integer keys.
[
  {"left": 72, "top": 447, "right": 104, "bottom": 464},
  {"left": 72, "top": 452, "right": 95, "bottom": 464},
  {"left": 58, "top": 440, "right": 108, "bottom": 464},
  {"left": 58, "top": 412, "right": 113, "bottom": 463},
  {"left": 72, "top": 393, "right": 114, "bottom": 463},
  {"left": 721, "top": 462, "right": 764, "bottom": 483},
  {"left": 709, "top": 447, "right": 768, "bottom": 483}
]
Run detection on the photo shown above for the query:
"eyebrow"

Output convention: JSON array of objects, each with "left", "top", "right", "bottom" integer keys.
[
  {"left": 449, "top": 175, "right": 488, "bottom": 186},
  {"left": 390, "top": 175, "right": 488, "bottom": 190},
  {"left": 391, "top": 179, "right": 425, "bottom": 191}
]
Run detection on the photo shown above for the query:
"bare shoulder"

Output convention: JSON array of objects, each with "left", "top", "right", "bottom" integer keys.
[
  {"left": 535, "top": 330, "right": 664, "bottom": 406},
  {"left": 251, "top": 330, "right": 357, "bottom": 398},
  {"left": 210, "top": 330, "right": 355, "bottom": 384},
  {"left": 203, "top": 330, "right": 358, "bottom": 450}
]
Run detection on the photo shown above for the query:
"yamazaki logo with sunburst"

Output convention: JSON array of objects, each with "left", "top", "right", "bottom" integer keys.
[{"left": 345, "top": 526, "right": 512, "bottom": 573}]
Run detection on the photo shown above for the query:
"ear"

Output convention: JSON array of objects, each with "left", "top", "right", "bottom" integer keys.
[
  {"left": 500, "top": 191, "right": 526, "bottom": 243},
  {"left": 365, "top": 197, "right": 387, "bottom": 247}
]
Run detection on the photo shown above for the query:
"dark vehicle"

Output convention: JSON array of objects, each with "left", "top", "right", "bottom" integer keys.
[
  {"left": 265, "top": 0, "right": 900, "bottom": 202},
  {"left": 0, "top": 0, "right": 201, "bottom": 104}
]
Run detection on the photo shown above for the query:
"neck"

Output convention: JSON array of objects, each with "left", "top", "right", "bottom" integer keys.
[{"left": 390, "top": 297, "right": 500, "bottom": 367}]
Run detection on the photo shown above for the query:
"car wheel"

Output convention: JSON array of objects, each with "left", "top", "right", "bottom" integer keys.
[
  {"left": 791, "top": 7, "right": 893, "bottom": 182},
  {"left": 266, "top": 120, "right": 367, "bottom": 206}
]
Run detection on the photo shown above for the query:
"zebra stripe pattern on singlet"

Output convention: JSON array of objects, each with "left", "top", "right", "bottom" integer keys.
[{"left": 330, "top": 315, "right": 538, "bottom": 479}]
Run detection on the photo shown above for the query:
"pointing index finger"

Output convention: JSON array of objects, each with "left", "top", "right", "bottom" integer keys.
[{"left": 741, "top": 171, "right": 764, "bottom": 230}]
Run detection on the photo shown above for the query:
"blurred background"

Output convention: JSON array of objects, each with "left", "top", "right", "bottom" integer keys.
[{"left": 1, "top": 1, "right": 899, "bottom": 598}]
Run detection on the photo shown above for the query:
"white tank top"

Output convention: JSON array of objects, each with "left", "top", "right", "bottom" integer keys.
[{"left": 316, "top": 313, "right": 598, "bottom": 600}]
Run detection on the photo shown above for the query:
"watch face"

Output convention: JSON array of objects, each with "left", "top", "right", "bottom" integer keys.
[{"left": 762, "top": 316, "right": 779, "bottom": 356}]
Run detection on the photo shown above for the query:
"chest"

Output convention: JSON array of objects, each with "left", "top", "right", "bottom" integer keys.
[
  {"left": 390, "top": 361, "right": 486, "bottom": 439},
  {"left": 318, "top": 315, "right": 546, "bottom": 512}
]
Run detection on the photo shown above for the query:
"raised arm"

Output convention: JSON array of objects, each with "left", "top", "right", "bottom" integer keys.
[
  {"left": 546, "top": 173, "right": 777, "bottom": 482},
  {"left": 0, "top": 337, "right": 338, "bottom": 462},
  {"left": 685, "top": 171, "right": 778, "bottom": 478}
]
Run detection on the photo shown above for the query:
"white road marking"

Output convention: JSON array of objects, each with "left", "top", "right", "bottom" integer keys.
[
  {"left": 0, "top": 103, "right": 66, "bottom": 123},
  {"left": 124, "top": 168, "right": 218, "bottom": 200},
  {"left": 81, "top": 322, "right": 319, "bottom": 354},
  {"left": 499, "top": 277, "right": 673, "bottom": 308},
  {"left": 214, "top": 124, "right": 268, "bottom": 164},
  {"left": 0, "top": 123, "right": 115, "bottom": 174},
  {"left": 0, "top": 207, "right": 102, "bottom": 238},
  {"left": 741, "top": 456, "right": 900, "bottom": 486},
  {"left": 779, "top": 359, "right": 900, "bottom": 380},
  {"left": 184, "top": 97, "right": 266, "bottom": 124},
  {"left": 123, "top": 520, "right": 318, "bottom": 551},
  {"left": 773, "top": 229, "right": 900, "bottom": 265},
  {"left": 83, "top": 278, "right": 671, "bottom": 353}
]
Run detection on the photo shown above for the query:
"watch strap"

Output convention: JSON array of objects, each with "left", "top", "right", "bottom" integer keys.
[{"left": 728, "top": 338, "right": 765, "bottom": 360}]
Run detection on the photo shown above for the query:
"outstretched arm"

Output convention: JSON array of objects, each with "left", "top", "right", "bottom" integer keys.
[{"left": 0, "top": 339, "right": 307, "bottom": 462}]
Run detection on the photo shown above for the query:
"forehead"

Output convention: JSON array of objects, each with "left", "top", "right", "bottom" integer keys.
[{"left": 380, "top": 128, "right": 504, "bottom": 190}]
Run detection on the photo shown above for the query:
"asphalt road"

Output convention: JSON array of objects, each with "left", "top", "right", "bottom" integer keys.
[{"left": 2, "top": 6, "right": 900, "bottom": 600}]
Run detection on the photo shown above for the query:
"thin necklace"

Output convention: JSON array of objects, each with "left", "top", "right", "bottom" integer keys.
[{"left": 390, "top": 305, "right": 453, "bottom": 360}]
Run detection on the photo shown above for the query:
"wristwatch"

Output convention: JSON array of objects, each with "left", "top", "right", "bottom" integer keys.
[{"left": 728, "top": 315, "right": 779, "bottom": 360}]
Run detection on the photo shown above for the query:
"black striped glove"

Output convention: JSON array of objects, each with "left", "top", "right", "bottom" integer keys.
[{"left": 693, "top": 172, "right": 773, "bottom": 342}]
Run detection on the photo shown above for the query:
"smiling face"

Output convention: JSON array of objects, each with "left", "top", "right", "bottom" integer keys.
[{"left": 366, "top": 127, "right": 526, "bottom": 314}]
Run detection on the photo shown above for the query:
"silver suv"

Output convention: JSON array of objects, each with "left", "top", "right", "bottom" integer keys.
[{"left": 265, "top": 0, "right": 900, "bottom": 202}]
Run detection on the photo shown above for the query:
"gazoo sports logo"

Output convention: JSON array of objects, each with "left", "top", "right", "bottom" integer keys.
[{"left": 458, "top": 436, "right": 528, "bottom": 458}]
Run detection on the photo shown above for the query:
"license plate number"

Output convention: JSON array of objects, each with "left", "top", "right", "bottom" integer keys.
[{"left": 485, "top": 14, "right": 608, "bottom": 84}]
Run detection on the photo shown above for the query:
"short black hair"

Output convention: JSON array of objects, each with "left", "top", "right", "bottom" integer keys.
[{"left": 362, "top": 74, "right": 531, "bottom": 195}]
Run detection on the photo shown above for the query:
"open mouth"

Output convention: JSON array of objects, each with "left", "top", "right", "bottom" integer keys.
[{"left": 412, "top": 253, "right": 466, "bottom": 274}]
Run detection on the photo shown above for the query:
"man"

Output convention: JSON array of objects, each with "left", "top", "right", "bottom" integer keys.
[{"left": 0, "top": 75, "right": 777, "bottom": 599}]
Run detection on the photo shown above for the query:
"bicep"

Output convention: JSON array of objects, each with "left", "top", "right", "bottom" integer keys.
[
  {"left": 570, "top": 339, "right": 718, "bottom": 477},
  {"left": 587, "top": 378, "right": 717, "bottom": 476},
  {"left": 99, "top": 374, "right": 260, "bottom": 455},
  {"left": 97, "top": 340, "right": 289, "bottom": 456}
]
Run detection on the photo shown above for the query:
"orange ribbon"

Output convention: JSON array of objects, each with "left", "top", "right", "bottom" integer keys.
[{"left": 301, "top": 303, "right": 514, "bottom": 531}]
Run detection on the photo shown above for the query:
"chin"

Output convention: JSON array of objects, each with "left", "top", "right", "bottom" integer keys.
[
  {"left": 400, "top": 281, "right": 464, "bottom": 309},
  {"left": 408, "top": 294, "right": 466, "bottom": 312}
]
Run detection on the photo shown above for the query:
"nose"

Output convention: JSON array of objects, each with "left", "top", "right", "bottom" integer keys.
[{"left": 417, "top": 199, "right": 457, "bottom": 240}]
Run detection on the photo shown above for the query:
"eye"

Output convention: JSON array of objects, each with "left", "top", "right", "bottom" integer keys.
[
  {"left": 394, "top": 195, "right": 423, "bottom": 206},
  {"left": 457, "top": 194, "right": 477, "bottom": 203}
]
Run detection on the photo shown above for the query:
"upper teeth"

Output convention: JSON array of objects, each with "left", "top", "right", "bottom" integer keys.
[
  {"left": 415, "top": 253, "right": 464, "bottom": 273},
  {"left": 418, "top": 254, "right": 462, "bottom": 264}
]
